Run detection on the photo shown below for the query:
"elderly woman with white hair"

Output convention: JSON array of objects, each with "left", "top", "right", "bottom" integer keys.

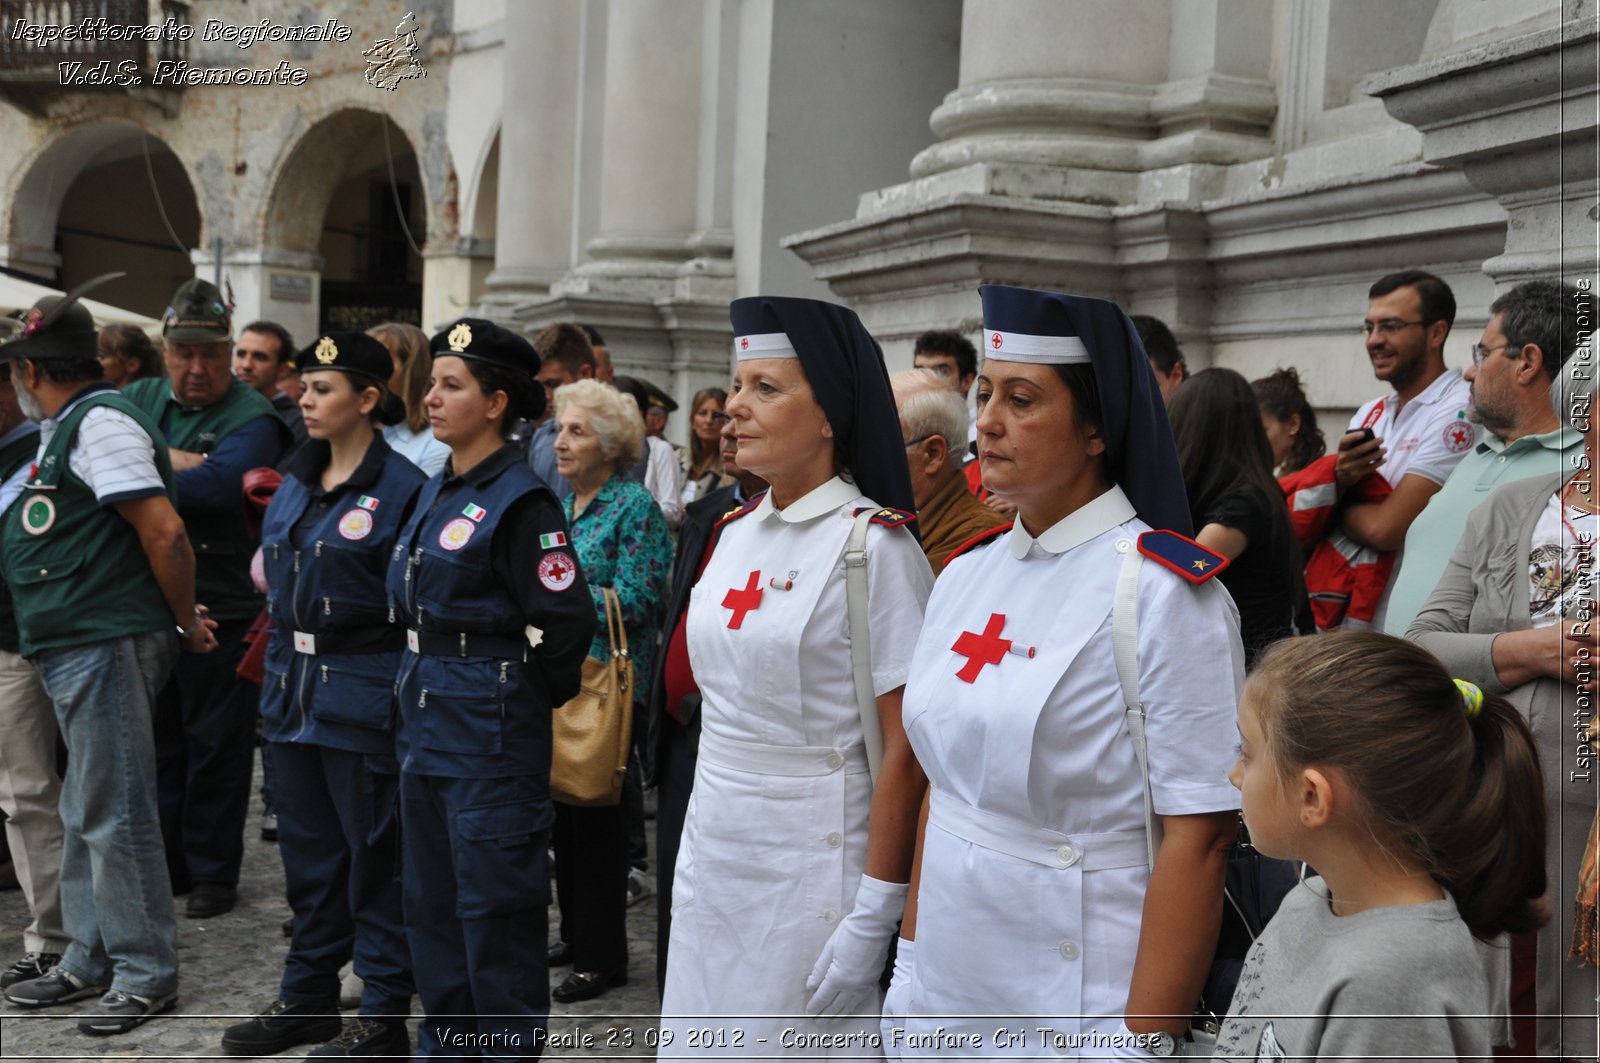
[
  {"left": 1408, "top": 296, "right": 1598, "bottom": 1062},
  {"left": 547, "top": 378, "right": 673, "bottom": 1003}
]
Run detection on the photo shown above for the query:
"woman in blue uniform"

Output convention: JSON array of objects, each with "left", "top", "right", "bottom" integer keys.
[
  {"left": 221, "top": 331, "right": 423, "bottom": 1058},
  {"left": 386, "top": 318, "right": 595, "bottom": 1061}
]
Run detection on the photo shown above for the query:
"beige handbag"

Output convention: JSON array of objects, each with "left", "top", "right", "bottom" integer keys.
[{"left": 550, "top": 587, "right": 633, "bottom": 806}]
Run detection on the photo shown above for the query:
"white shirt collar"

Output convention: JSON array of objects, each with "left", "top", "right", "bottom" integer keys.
[
  {"left": 1383, "top": 367, "right": 1463, "bottom": 415},
  {"left": 1009, "top": 484, "right": 1137, "bottom": 559},
  {"left": 750, "top": 475, "right": 859, "bottom": 524}
]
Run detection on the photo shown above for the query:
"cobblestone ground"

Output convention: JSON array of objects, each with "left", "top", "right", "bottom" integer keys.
[{"left": 0, "top": 758, "right": 664, "bottom": 1061}]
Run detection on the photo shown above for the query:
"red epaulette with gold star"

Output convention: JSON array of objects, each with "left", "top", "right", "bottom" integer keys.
[
  {"left": 1137, "top": 529, "right": 1228, "bottom": 584},
  {"left": 945, "top": 522, "right": 1012, "bottom": 565},
  {"left": 852, "top": 506, "right": 917, "bottom": 529},
  {"left": 714, "top": 491, "right": 764, "bottom": 529}
]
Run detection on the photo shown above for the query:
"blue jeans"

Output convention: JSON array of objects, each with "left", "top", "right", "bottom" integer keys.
[{"left": 35, "top": 629, "right": 179, "bottom": 998}]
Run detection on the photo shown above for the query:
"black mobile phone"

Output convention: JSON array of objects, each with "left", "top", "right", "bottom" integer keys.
[{"left": 1349, "top": 427, "right": 1375, "bottom": 443}]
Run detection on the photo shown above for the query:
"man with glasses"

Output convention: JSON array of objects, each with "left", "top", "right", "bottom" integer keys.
[
  {"left": 1383, "top": 280, "right": 1592, "bottom": 634},
  {"left": 1334, "top": 269, "right": 1475, "bottom": 627},
  {"left": 525, "top": 322, "right": 596, "bottom": 499}
]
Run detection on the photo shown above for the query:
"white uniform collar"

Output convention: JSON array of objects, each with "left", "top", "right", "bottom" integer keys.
[
  {"left": 750, "top": 475, "right": 858, "bottom": 524},
  {"left": 1009, "top": 484, "right": 1137, "bottom": 559}
]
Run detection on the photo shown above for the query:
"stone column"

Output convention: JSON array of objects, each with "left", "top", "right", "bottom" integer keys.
[
  {"left": 786, "top": 0, "right": 1277, "bottom": 364},
  {"left": 1367, "top": 17, "right": 1599, "bottom": 289},
  {"left": 479, "top": 0, "right": 585, "bottom": 308}
]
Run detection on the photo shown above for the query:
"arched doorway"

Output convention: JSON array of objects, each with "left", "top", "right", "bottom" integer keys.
[
  {"left": 262, "top": 110, "right": 426, "bottom": 332},
  {"left": 8, "top": 122, "right": 199, "bottom": 318}
]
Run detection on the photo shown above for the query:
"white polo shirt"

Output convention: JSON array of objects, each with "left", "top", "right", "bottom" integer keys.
[{"left": 1346, "top": 368, "right": 1476, "bottom": 487}]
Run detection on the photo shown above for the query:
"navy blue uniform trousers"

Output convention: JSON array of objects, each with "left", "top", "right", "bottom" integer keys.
[
  {"left": 402, "top": 772, "right": 549, "bottom": 1061},
  {"left": 269, "top": 741, "right": 411, "bottom": 1015}
]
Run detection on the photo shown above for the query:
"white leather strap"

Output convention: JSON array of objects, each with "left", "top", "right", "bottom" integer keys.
[
  {"left": 844, "top": 511, "right": 882, "bottom": 784},
  {"left": 1113, "top": 541, "right": 1160, "bottom": 871}
]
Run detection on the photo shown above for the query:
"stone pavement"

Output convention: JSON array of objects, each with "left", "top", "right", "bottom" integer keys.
[{"left": 0, "top": 760, "right": 665, "bottom": 1061}]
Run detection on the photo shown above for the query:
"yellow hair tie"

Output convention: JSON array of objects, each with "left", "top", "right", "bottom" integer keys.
[{"left": 1454, "top": 678, "right": 1484, "bottom": 719}]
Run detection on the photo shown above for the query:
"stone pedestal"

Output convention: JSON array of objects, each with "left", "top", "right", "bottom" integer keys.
[
  {"left": 1366, "top": 19, "right": 1600, "bottom": 289},
  {"left": 192, "top": 247, "right": 322, "bottom": 348}
]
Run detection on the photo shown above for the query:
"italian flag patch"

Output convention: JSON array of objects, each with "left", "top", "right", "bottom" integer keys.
[
  {"left": 356, "top": 495, "right": 380, "bottom": 511},
  {"left": 540, "top": 531, "right": 567, "bottom": 549},
  {"left": 462, "top": 503, "right": 487, "bottom": 522}
]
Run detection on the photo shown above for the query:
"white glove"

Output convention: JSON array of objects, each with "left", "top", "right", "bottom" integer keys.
[
  {"left": 878, "top": 937, "right": 915, "bottom": 1060},
  {"left": 804, "top": 875, "right": 907, "bottom": 1017}
]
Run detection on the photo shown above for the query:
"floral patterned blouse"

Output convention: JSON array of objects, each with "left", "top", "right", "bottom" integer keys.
[{"left": 563, "top": 474, "right": 673, "bottom": 701}]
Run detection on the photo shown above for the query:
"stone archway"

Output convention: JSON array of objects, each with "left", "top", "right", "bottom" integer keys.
[
  {"left": 253, "top": 108, "right": 430, "bottom": 338},
  {"left": 5, "top": 121, "right": 200, "bottom": 317}
]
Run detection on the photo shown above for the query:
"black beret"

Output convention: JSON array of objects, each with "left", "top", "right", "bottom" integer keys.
[
  {"left": 428, "top": 317, "right": 540, "bottom": 376},
  {"left": 292, "top": 331, "right": 393, "bottom": 383}
]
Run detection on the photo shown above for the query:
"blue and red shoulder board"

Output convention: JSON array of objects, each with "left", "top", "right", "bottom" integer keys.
[
  {"left": 853, "top": 506, "right": 917, "bottom": 529},
  {"left": 945, "top": 521, "right": 1012, "bottom": 564},
  {"left": 1137, "top": 529, "right": 1228, "bottom": 584},
  {"left": 715, "top": 491, "right": 764, "bottom": 529}
]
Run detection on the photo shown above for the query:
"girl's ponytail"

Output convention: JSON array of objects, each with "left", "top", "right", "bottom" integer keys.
[{"left": 1429, "top": 689, "right": 1548, "bottom": 939}]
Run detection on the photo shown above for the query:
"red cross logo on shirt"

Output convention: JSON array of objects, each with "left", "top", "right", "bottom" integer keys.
[
  {"left": 990, "top": 332, "right": 1002, "bottom": 349},
  {"left": 739, "top": 337, "right": 749, "bottom": 350},
  {"left": 952, "top": 612, "right": 1012, "bottom": 683},
  {"left": 722, "top": 570, "right": 764, "bottom": 629}
]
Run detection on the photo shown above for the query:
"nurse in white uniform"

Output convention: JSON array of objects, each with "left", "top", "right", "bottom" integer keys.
[
  {"left": 887, "top": 286, "right": 1244, "bottom": 1059},
  {"left": 661, "top": 296, "right": 934, "bottom": 1058}
]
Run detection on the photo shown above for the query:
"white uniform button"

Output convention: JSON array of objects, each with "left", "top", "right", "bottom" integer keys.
[
  {"left": 1058, "top": 940, "right": 1079, "bottom": 961},
  {"left": 1114, "top": 538, "right": 1133, "bottom": 553},
  {"left": 1055, "top": 843, "right": 1078, "bottom": 867},
  {"left": 825, "top": 752, "right": 843, "bottom": 770},
  {"left": 822, "top": 908, "right": 839, "bottom": 925},
  {"left": 38, "top": 568, "right": 47, "bottom": 576},
  {"left": 1498, "top": 456, "right": 1506, "bottom": 463},
  {"left": 825, "top": 831, "right": 843, "bottom": 848}
]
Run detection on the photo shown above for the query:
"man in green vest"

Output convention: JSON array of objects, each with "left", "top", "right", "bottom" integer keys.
[
  {"left": 0, "top": 343, "right": 71, "bottom": 994},
  {"left": 124, "top": 280, "right": 290, "bottom": 920},
  {"left": 0, "top": 292, "right": 218, "bottom": 1034}
]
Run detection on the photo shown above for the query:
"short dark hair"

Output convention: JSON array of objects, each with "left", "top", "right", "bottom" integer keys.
[
  {"left": 463, "top": 358, "right": 540, "bottom": 435},
  {"left": 1369, "top": 270, "right": 1456, "bottom": 331},
  {"left": 15, "top": 355, "right": 103, "bottom": 386},
  {"left": 241, "top": 320, "right": 295, "bottom": 366},
  {"left": 534, "top": 322, "right": 597, "bottom": 378},
  {"left": 913, "top": 329, "right": 977, "bottom": 380},
  {"left": 1131, "top": 315, "right": 1184, "bottom": 375},
  {"left": 580, "top": 323, "right": 606, "bottom": 347},
  {"left": 1489, "top": 280, "right": 1595, "bottom": 382}
]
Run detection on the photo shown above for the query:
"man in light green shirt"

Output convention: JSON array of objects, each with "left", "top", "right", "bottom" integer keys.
[{"left": 1384, "top": 280, "right": 1586, "bottom": 634}]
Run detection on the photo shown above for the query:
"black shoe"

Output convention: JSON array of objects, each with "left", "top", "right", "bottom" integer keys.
[
  {"left": 1, "top": 951, "right": 61, "bottom": 989},
  {"left": 547, "top": 941, "right": 574, "bottom": 967},
  {"left": 221, "top": 999, "right": 342, "bottom": 1056},
  {"left": 308, "top": 1015, "right": 410, "bottom": 1056},
  {"left": 77, "top": 988, "right": 177, "bottom": 1035},
  {"left": 4, "top": 966, "right": 106, "bottom": 1007},
  {"left": 551, "top": 969, "right": 626, "bottom": 1004},
  {"left": 281, "top": 916, "right": 295, "bottom": 939},
  {"left": 186, "top": 882, "right": 237, "bottom": 919},
  {"left": 260, "top": 813, "right": 279, "bottom": 842}
]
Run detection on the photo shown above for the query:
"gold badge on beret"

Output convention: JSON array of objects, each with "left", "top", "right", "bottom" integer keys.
[
  {"left": 448, "top": 322, "right": 473, "bottom": 353},
  {"left": 315, "top": 336, "right": 338, "bottom": 364}
]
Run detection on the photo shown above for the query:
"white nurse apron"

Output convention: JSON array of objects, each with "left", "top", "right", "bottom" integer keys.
[{"left": 661, "top": 477, "right": 928, "bottom": 1060}]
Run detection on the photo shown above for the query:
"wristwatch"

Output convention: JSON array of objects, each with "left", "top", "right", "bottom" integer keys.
[{"left": 1143, "top": 1031, "right": 1179, "bottom": 1057}]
